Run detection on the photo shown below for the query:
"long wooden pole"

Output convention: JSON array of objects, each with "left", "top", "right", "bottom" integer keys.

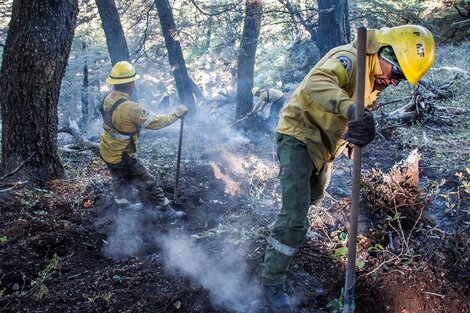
[
  {"left": 174, "top": 116, "right": 184, "bottom": 202},
  {"left": 342, "top": 26, "right": 367, "bottom": 313}
]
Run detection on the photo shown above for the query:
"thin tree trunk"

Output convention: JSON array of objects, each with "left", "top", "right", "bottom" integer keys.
[
  {"left": 95, "top": 0, "right": 131, "bottom": 65},
  {"left": 155, "top": 0, "right": 196, "bottom": 115},
  {"left": 80, "top": 41, "right": 89, "bottom": 131},
  {"left": 236, "top": 0, "right": 263, "bottom": 120},
  {"left": 0, "top": 0, "right": 79, "bottom": 184}
]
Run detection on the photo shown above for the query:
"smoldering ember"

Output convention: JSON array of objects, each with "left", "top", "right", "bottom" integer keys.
[{"left": 0, "top": 1, "right": 469, "bottom": 313}]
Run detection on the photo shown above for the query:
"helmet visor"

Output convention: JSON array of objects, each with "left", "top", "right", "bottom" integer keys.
[{"left": 380, "top": 46, "right": 405, "bottom": 80}]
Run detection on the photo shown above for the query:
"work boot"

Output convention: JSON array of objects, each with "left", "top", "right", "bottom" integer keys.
[
  {"left": 158, "top": 203, "right": 187, "bottom": 221},
  {"left": 263, "top": 284, "right": 293, "bottom": 313},
  {"left": 115, "top": 198, "right": 144, "bottom": 211}
]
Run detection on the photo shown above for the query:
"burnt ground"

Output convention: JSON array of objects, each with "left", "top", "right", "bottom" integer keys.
[{"left": 0, "top": 122, "right": 469, "bottom": 313}]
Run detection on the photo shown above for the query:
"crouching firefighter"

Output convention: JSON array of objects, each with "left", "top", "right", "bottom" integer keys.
[{"left": 99, "top": 61, "right": 187, "bottom": 221}]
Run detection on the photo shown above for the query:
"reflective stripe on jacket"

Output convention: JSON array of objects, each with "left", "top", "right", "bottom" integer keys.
[{"left": 99, "top": 91, "right": 178, "bottom": 164}]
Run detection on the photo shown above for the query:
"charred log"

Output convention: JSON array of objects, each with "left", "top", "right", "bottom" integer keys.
[
  {"left": 377, "top": 79, "right": 460, "bottom": 140},
  {"left": 58, "top": 120, "right": 99, "bottom": 152},
  {"left": 363, "top": 150, "right": 433, "bottom": 231}
]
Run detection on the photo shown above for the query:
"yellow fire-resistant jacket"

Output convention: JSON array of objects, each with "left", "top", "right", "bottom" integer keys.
[
  {"left": 99, "top": 91, "right": 178, "bottom": 164},
  {"left": 252, "top": 88, "right": 285, "bottom": 117},
  {"left": 257, "top": 88, "right": 284, "bottom": 104},
  {"left": 276, "top": 29, "right": 388, "bottom": 172}
]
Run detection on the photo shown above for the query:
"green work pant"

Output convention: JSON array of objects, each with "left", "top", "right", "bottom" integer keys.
[
  {"left": 106, "top": 154, "right": 166, "bottom": 207},
  {"left": 262, "top": 133, "right": 332, "bottom": 286}
]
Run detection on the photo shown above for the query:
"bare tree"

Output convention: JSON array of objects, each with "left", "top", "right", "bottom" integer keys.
[
  {"left": 155, "top": 0, "right": 197, "bottom": 115},
  {"left": 0, "top": 0, "right": 79, "bottom": 184},
  {"left": 236, "top": 0, "right": 263, "bottom": 120},
  {"left": 95, "top": 0, "right": 131, "bottom": 64},
  {"left": 79, "top": 41, "right": 90, "bottom": 131}
]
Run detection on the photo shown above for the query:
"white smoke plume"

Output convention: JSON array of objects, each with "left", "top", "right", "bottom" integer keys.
[
  {"left": 159, "top": 235, "right": 263, "bottom": 312},
  {"left": 101, "top": 208, "right": 149, "bottom": 259}
]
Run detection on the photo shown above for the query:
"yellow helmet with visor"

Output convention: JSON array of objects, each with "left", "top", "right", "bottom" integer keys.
[{"left": 376, "top": 25, "right": 436, "bottom": 84}]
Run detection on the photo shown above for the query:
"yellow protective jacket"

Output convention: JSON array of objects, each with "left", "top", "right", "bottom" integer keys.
[
  {"left": 257, "top": 88, "right": 284, "bottom": 104},
  {"left": 276, "top": 29, "right": 388, "bottom": 171},
  {"left": 252, "top": 88, "right": 285, "bottom": 116},
  {"left": 99, "top": 91, "right": 178, "bottom": 164}
]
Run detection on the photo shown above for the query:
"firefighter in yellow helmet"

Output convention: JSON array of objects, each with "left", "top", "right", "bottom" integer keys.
[
  {"left": 100, "top": 61, "right": 188, "bottom": 220},
  {"left": 262, "top": 25, "right": 435, "bottom": 312}
]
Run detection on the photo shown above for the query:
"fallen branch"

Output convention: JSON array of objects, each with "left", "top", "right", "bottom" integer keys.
[
  {"left": 370, "top": 98, "right": 409, "bottom": 111},
  {"left": 58, "top": 119, "right": 99, "bottom": 151},
  {"left": 384, "top": 79, "right": 453, "bottom": 124},
  {"left": 0, "top": 181, "right": 28, "bottom": 192},
  {"left": 452, "top": 18, "right": 470, "bottom": 26}
]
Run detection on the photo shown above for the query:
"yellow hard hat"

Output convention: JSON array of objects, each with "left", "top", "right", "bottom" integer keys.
[
  {"left": 106, "top": 61, "right": 140, "bottom": 85},
  {"left": 376, "top": 25, "right": 436, "bottom": 84},
  {"left": 252, "top": 87, "right": 260, "bottom": 96}
]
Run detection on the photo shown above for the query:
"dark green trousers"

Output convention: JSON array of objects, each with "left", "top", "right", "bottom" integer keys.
[
  {"left": 262, "top": 133, "right": 332, "bottom": 286},
  {"left": 106, "top": 154, "right": 166, "bottom": 207}
]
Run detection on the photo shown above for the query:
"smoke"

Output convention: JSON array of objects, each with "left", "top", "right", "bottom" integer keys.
[
  {"left": 98, "top": 74, "right": 272, "bottom": 311},
  {"left": 101, "top": 207, "right": 154, "bottom": 259},
  {"left": 158, "top": 234, "right": 262, "bottom": 312},
  {"left": 101, "top": 206, "right": 265, "bottom": 311}
]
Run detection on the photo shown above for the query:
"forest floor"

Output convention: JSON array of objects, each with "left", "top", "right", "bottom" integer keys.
[{"left": 0, "top": 109, "right": 469, "bottom": 313}]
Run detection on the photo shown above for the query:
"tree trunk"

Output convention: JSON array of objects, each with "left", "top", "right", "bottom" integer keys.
[
  {"left": 155, "top": 0, "right": 196, "bottom": 115},
  {"left": 317, "top": 0, "right": 350, "bottom": 56},
  {"left": 0, "top": 0, "right": 78, "bottom": 184},
  {"left": 236, "top": 0, "right": 263, "bottom": 120},
  {"left": 95, "top": 0, "right": 131, "bottom": 65},
  {"left": 80, "top": 41, "right": 89, "bottom": 131}
]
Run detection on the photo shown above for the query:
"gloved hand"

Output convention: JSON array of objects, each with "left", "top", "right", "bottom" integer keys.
[
  {"left": 342, "top": 109, "right": 376, "bottom": 147},
  {"left": 174, "top": 105, "right": 188, "bottom": 119}
]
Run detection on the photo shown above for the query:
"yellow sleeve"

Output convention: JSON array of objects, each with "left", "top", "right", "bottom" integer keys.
[
  {"left": 252, "top": 98, "right": 266, "bottom": 113},
  {"left": 129, "top": 105, "right": 178, "bottom": 130},
  {"left": 304, "top": 54, "right": 355, "bottom": 119}
]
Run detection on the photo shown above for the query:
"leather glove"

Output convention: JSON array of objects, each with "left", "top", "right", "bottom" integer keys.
[
  {"left": 342, "top": 109, "right": 376, "bottom": 147},
  {"left": 342, "top": 143, "right": 354, "bottom": 159},
  {"left": 174, "top": 105, "right": 188, "bottom": 119}
]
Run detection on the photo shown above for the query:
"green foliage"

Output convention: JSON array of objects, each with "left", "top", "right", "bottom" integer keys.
[
  {"left": 332, "top": 247, "right": 348, "bottom": 259},
  {"left": 356, "top": 259, "right": 366, "bottom": 270},
  {"left": 326, "top": 288, "right": 345, "bottom": 313},
  {"left": 22, "top": 253, "right": 60, "bottom": 300},
  {"left": 368, "top": 243, "right": 385, "bottom": 251},
  {"left": 38, "top": 254, "right": 59, "bottom": 282},
  {"left": 87, "top": 292, "right": 112, "bottom": 303},
  {"left": 19, "top": 188, "right": 52, "bottom": 208},
  {"left": 456, "top": 168, "right": 470, "bottom": 195}
]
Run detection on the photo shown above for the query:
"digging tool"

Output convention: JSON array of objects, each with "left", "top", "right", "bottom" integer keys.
[
  {"left": 173, "top": 116, "right": 184, "bottom": 203},
  {"left": 226, "top": 112, "right": 253, "bottom": 128},
  {"left": 342, "top": 26, "right": 367, "bottom": 313}
]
